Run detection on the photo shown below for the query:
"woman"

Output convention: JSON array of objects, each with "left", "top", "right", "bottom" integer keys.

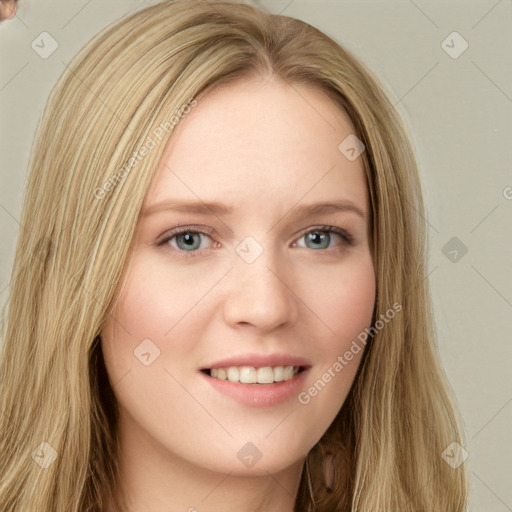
[{"left": 0, "top": 1, "right": 468, "bottom": 510}]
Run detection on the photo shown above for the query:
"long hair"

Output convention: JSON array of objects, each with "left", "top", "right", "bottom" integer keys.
[{"left": 0, "top": 1, "right": 468, "bottom": 510}]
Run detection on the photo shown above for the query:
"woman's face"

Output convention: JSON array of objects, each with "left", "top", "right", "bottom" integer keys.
[{"left": 101, "top": 76, "right": 375, "bottom": 477}]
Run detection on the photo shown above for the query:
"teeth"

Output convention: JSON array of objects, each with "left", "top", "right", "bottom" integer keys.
[
  {"left": 208, "top": 365, "right": 300, "bottom": 384},
  {"left": 256, "top": 367, "right": 273, "bottom": 384},
  {"left": 227, "top": 367, "right": 240, "bottom": 382},
  {"left": 240, "top": 366, "right": 257, "bottom": 383},
  {"left": 273, "top": 366, "right": 284, "bottom": 382},
  {"left": 283, "top": 365, "right": 295, "bottom": 380}
]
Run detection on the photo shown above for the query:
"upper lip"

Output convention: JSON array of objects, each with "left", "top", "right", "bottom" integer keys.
[{"left": 201, "top": 353, "right": 312, "bottom": 370}]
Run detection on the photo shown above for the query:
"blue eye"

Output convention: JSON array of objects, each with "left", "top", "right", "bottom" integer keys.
[
  {"left": 157, "top": 225, "right": 353, "bottom": 258},
  {"left": 158, "top": 226, "right": 214, "bottom": 255},
  {"left": 171, "top": 231, "right": 204, "bottom": 251},
  {"left": 296, "top": 226, "right": 352, "bottom": 250}
]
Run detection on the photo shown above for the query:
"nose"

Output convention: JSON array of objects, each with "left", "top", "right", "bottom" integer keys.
[{"left": 222, "top": 240, "right": 299, "bottom": 332}]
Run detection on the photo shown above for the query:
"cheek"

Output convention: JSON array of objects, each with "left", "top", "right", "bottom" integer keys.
[
  {"left": 298, "top": 253, "right": 376, "bottom": 344},
  {"left": 293, "top": 254, "right": 375, "bottom": 418},
  {"left": 99, "top": 257, "right": 214, "bottom": 439},
  {"left": 105, "top": 256, "right": 207, "bottom": 344},
  {"left": 100, "top": 252, "right": 228, "bottom": 382},
  {"left": 100, "top": 257, "right": 171, "bottom": 378}
]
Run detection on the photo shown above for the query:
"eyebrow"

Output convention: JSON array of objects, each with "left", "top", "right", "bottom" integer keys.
[{"left": 141, "top": 199, "right": 367, "bottom": 221}]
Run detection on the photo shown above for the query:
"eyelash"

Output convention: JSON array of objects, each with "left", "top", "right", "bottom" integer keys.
[{"left": 156, "top": 225, "right": 354, "bottom": 259}]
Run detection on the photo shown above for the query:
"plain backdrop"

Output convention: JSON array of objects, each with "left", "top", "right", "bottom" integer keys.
[{"left": 1, "top": 1, "right": 511, "bottom": 510}]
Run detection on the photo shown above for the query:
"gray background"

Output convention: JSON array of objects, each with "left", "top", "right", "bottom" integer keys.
[{"left": 1, "top": 1, "right": 511, "bottom": 509}]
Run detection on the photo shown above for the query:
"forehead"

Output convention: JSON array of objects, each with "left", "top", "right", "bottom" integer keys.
[{"left": 145, "top": 76, "right": 368, "bottom": 218}]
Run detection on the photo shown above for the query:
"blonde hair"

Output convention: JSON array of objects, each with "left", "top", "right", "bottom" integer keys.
[{"left": 0, "top": 1, "right": 468, "bottom": 510}]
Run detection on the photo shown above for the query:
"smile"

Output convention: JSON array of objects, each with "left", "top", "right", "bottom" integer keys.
[
  {"left": 200, "top": 366, "right": 309, "bottom": 408},
  {"left": 203, "top": 365, "right": 304, "bottom": 384}
]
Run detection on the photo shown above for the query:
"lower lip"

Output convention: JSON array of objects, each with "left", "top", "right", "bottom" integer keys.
[{"left": 200, "top": 369, "right": 309, "bottom": 408}]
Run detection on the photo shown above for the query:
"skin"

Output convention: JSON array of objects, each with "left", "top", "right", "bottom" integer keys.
[
  {"left": 101, "top": 75, "right": 376, "bottom": 512},
  {"left": 0, "top": 0, "right": 17, "bottom": 21}
]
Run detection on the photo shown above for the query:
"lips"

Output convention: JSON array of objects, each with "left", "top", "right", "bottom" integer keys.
[
  {"left": 198, "top": 353, "right": 311, "bottom": 407},
  {"left": 201, "top": 353, "right": 312, "bottom": 371},
  {"left": 199, "top": 366, "right": 310, "bottom": 408}
]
